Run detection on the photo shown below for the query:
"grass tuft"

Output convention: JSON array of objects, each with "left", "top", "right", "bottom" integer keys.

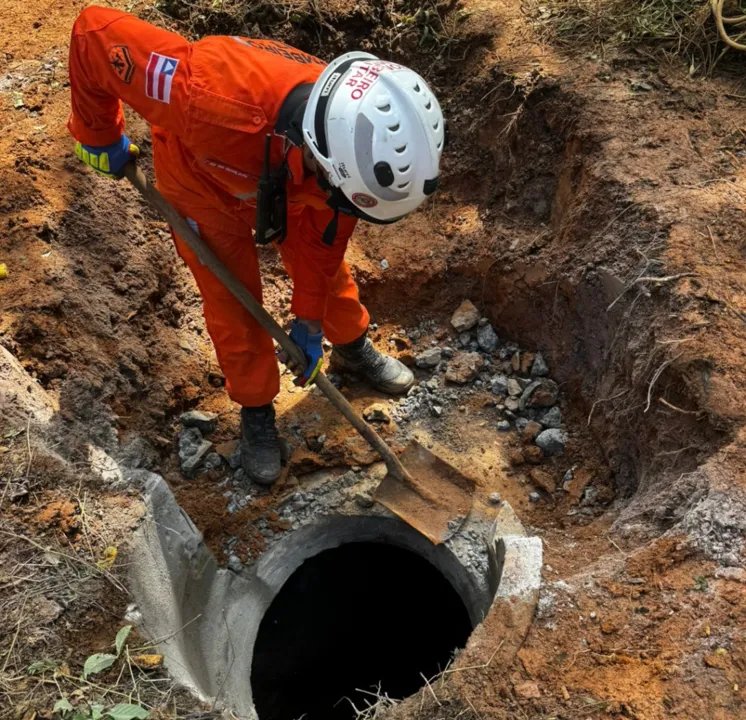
[{"left": 525, "top": 0, "right": 745, "bottom": 74}]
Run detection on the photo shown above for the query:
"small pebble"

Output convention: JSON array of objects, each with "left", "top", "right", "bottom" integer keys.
[
  {"left": 227, "top": 555, "right": 242, "bottom": 573},
  {"left": 529, "top": 492, "right": 540, "bottom": 503},
  {"left": 380, "top": 258, "right": 389, "bottom": 270},
  {"left": 488, "top": 492, "right": 501, "bottom": 505},
  {"left": 497, "top": 420, "right": 511, "bottom": 431}
]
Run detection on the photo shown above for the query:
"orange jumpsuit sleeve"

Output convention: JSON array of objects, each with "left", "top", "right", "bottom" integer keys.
[
  {"left": 68, "top": 6, "right": 190, "bottom": 146},
  {"left": 290, "top": 208, "right": 358, "bottom": 321}
]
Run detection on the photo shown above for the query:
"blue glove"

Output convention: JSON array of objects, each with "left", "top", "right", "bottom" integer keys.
[
  {"left": 74, "top": 135, "right": 139, "bottom": 179},
  {"left": 288, "top": 319, "right": 324, "bottom": 387}
]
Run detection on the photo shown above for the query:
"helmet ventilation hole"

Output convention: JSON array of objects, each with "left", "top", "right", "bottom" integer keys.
[
  {"left": 395, "top": 145, "right": 407, "bottom": 154},
  {"left": 389, "top": 123, "right": 400, "bottom": 132},
  {"left": 399, "top": 164, "right": 410, "bottom": 173},
  {"left": 397, "top": 182, "right": 410, "bottom": 189},
  {"left": 425, "top": 100, "right": 432, "bottom": 110},
  {"left": 414, "top": 83, "right": 421, "bottom": 92},
  {"left": 433, "top": 121, "right": 440, "bottom": 131},
  {"left": 378, "top": 103, "right": 391, "bottom": 112}
]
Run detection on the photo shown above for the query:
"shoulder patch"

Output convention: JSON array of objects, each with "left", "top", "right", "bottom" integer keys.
[
  {"left": 145, "top": 52, "right": 179, "bottom": 104},
  {"left": 109, "top": 45, "right": 134, "bottom": 84}
]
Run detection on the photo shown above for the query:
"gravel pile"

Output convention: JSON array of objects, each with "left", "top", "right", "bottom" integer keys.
[{"left": 383, "top": 300, "right": 568, "bottom": 461}]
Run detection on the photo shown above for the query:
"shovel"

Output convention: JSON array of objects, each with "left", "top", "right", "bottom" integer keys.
[{"left": 124, "top": 163, "right": 475, "bottom": 544}]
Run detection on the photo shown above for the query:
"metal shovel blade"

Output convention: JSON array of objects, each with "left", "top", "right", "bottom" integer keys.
[{"left": 373, "top": 439, "right": 476, "bottom": 544}]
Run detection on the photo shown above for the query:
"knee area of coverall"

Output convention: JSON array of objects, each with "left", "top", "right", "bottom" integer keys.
[{"left": 277, "top": 242, "right": 370, "bottom": 346}]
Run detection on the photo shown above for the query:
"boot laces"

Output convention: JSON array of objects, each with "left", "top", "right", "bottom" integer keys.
[{"left": 344, "top": 338, "right": 386, "bottom": 372}]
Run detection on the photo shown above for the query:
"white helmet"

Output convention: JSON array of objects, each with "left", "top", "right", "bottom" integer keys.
[{"left": 302, "top": 52, "right": 445, "bottom": 224}]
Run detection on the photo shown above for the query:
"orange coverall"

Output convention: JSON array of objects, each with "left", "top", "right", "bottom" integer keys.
[{"left": 68, "top": 7, "right": 370, "bottom": 407}]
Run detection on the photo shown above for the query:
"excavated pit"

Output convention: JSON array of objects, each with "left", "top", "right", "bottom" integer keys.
[{"left": 251, "top": 542, "right": 473, "bottom": 720}]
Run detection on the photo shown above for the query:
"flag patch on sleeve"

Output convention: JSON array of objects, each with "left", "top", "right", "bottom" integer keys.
[{"left": 145, "top": 52, "right": 179, "bottom": 104}]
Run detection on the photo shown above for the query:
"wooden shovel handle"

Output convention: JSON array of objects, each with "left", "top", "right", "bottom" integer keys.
[{"left": 124, "top": 163, "right": 413, "bottom": 483}]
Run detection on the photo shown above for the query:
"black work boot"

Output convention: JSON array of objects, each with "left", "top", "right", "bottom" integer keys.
[
  {"left": 331, "top": 331, "right": 414, "bottom": 395},
  {"left": 240, "top": 404, "right": 281, "bottom": 486}
]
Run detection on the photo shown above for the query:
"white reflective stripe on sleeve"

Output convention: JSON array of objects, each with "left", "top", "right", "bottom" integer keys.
[{"left": 186, "top": 218, "right": 199, "bottom": 235}]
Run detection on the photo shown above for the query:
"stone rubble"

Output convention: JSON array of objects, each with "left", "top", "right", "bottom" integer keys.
[
  {"left": 383, "top": 302, "right": 569, "bottom": 490},
  {"left": 178, "top": 426, "right": 214, "bottom": 478},
  {"left": 180, "top": 410, "right": 218, "bottom": 434}
]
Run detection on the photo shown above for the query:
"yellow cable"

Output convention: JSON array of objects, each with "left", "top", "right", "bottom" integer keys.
[{"left": 712, "top": 0, "right": 746, "bottom": 51}]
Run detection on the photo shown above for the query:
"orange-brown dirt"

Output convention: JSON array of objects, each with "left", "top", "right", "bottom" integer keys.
[{"left": 3, "top": 0, "right": 746, "bottom": 718}]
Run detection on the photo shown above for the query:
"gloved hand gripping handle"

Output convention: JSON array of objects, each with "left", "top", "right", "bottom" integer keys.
[{"left": 122, "top": 161, "right": 415, "bottom": 486}]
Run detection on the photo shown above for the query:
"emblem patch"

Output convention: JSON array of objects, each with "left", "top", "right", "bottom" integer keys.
[
  {"left": 109, "top": 45, "right": 134, "bottom": 84},
  {"left": 145, "top": 52, "right": 179, "bottom": 104},
  {"left": 352, "top": 192, "right": 378, "bottom": 209}
]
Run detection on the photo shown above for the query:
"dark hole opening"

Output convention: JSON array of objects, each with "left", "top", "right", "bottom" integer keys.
[{"left": 251, "top": 542, "right": 473, "bottom": 720}]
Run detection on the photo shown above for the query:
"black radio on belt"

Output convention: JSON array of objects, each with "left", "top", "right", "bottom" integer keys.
[{"left": 254, "top": 134, "right": 288, "bottom": 245}]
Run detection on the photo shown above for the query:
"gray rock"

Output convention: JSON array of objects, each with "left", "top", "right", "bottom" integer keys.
[
  {"left": 204, "top": 452, "right": 222, "bottom": 470},
  {"left": 539, "top": 406, "right": 562, "bottom": 429},
  {"left": 519, "top": 379, "right": 559, "bottom": 411},
  {"left": 459, "top": 331, "right": 472, "bottom": 347},
  {"left": 488, "top": 492, "right": 502, "bottom": 505},
  {"left": 451, "top": 299, "right": 480, "bottom": 332},
  {"left": 531, "top": 352, "right": 549, "bottom": 377},
  {"left": 416, "top": 347, "right": 442, "bottom": 369},
  {"left": 477, "top": 323, "right": 498, "bottom": 353},
  {"left": 179, "top": 427, "right": 214, "bottom": 477},
  {"left": 227, "top": 447, "right": 242, "bottom": 470},
  {"left": 227, "top": 555, "right": 243, "bottom": 573},
  {"left": 563, "top": 468, "right": 574, "bottom": 483},
  {"left": 425, "top": 377, "right": 440, "bottom": 391},
  {"left": 515, "top": 417, "right": 530, "bottom": 431},
  {"left": 580, "top": 486, "right": 599, "bottom": 506},
  {"left": 180, "top": 410, "right": 218, "bottom": 434},
  {"left": 491, "top": 374, "right": 509, "bottom": 396},
  {"left": 529, "top": 492, "right": 541, "bottom": 503},
  {"left": 535, "top": 429, "right": 567, "bottom": 456},
  {"left": 234, "top": 468, "right": 246, "bottom": 483},
  {"left": 497, "top": 420, "right": 511, "bottom": 432},
  {"left": 354, "top": 492, "right": 375, "bottom": 509},
  {"left": 507, "top": 378, "right": 522, "bottom": 397},
  {"left": 441, "top": 347, "right": 455, "bottom": 359}
]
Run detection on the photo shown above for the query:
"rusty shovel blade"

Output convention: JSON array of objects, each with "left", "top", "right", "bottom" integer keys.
[{"left": 373, "top": 439, "right": 476, "bottom": 544}]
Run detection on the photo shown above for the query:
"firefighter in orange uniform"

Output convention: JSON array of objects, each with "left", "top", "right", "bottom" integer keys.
[{"left": 68, "top": 7, "right": 445, "bottom": 485}]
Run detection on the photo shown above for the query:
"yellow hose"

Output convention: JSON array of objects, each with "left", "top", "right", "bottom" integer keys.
[{"left": 711, "top": 0, "right": 746, "bottom": 51}]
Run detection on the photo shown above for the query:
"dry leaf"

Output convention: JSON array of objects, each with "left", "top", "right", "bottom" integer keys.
[
  {"left": 130, "top": 654, "right": 164, "bottom": 670},
  {"left": 97, "top": 546, "right": 117, "bottom": 570}
]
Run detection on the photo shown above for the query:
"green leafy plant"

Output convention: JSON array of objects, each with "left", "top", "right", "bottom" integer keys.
[
  {"left": 54, "top": 701, "right": 147, "bottom": 720},
  {"left": 693, "top": 575, "right": 709, "bottom": 592},
  {"left": 82, "top": 625, "right": 132, "bottom": 680},
  {"left": 39, "top": 625, "right": 149, "bottom": 719}
]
